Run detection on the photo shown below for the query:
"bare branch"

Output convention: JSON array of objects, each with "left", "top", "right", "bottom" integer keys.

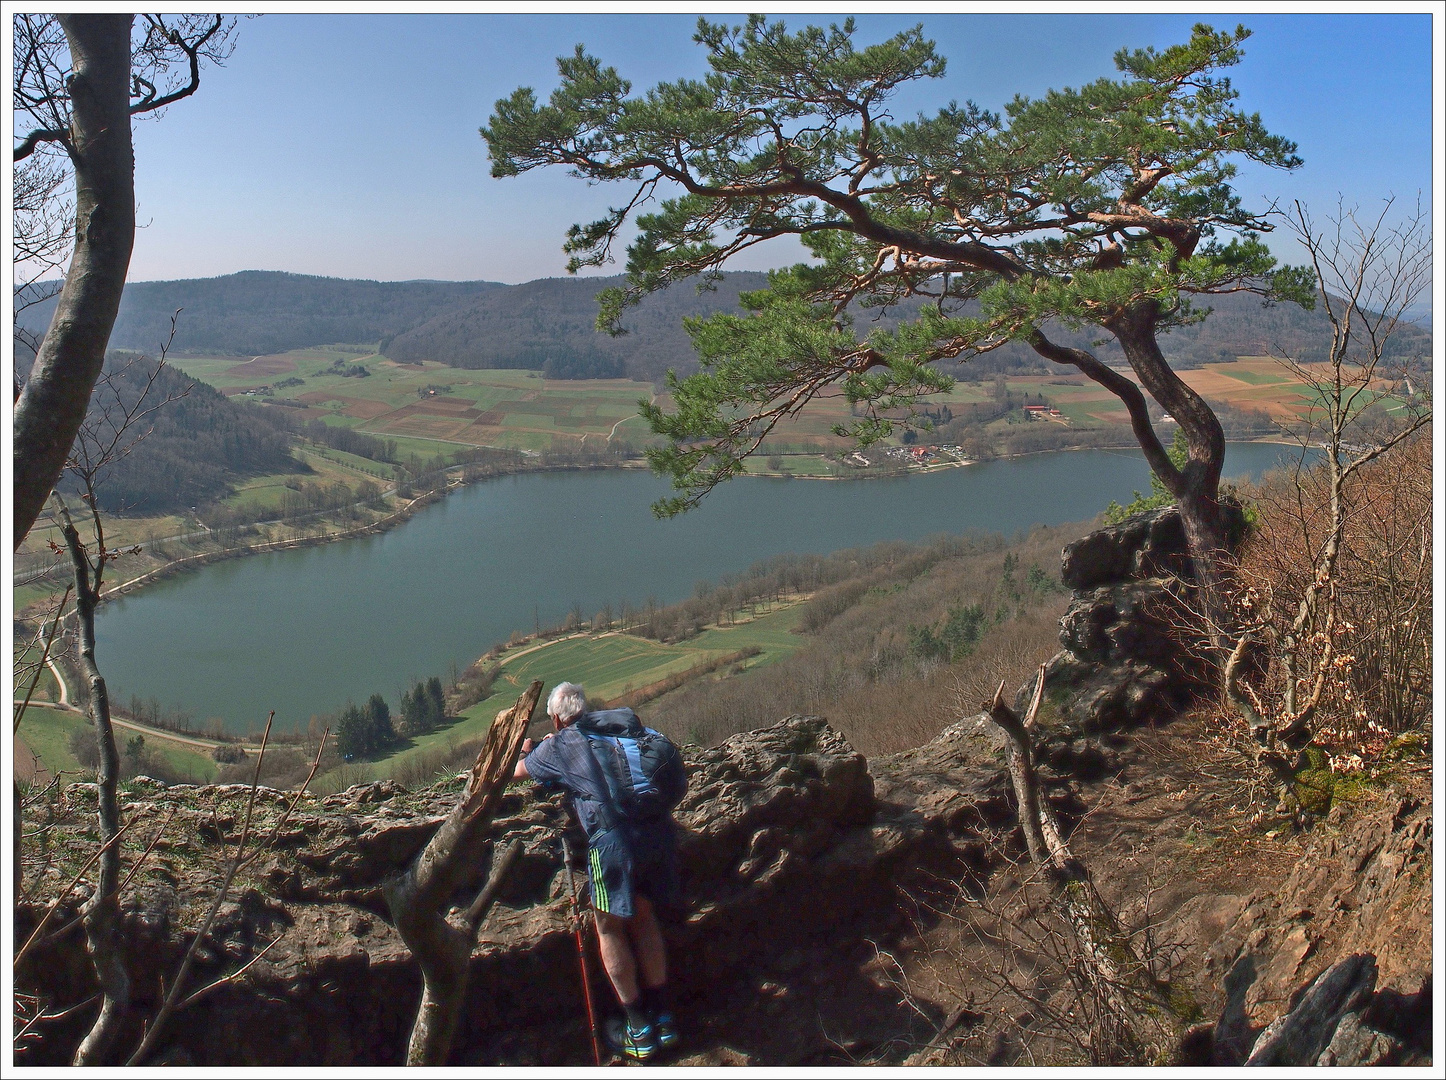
[
  {"left": 13, "top": 584, "right": 71, "bottom": 733},
  {"left": 128, "top": 710, "right": 275, "bottom": 1065}
]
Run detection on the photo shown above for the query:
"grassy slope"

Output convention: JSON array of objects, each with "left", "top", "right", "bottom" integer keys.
[
  {"left": 333, "top": 600, "right": 809, "bottom": 786},
  {"left": 16, "top": 705, "right": 220, "bottom": 783},
  {"left": 15, "top": 706, "right": 90, "bottom": 778}
]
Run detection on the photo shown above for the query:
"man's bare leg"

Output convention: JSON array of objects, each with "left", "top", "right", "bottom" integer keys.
[
  {"left": 594, "top": 910, "right": 640, "bottom": 1007},
  {"left": 629, "top": 895, "right": 667, "bottom": 990}
]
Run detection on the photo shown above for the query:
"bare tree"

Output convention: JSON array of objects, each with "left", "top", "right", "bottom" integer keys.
[
  {"left": 984, "top": 668, "right": 1190, "bottom": 1064},
  {"left": 12, "top": 13, "right": 236, "bottom": 550},
  {"left": 384, "top": 681, "right": 540, "bottom": 1065},
  {"left": 1223, "top": 197, "right": 1431, "bottom": 784},
  {"left": 39, "top": 335, "right": 187, "bottom": 1064}
]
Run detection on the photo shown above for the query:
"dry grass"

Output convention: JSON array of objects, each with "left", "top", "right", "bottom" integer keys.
[{"left": 649, "top": 524, "right": 1080, "bottom": 754}]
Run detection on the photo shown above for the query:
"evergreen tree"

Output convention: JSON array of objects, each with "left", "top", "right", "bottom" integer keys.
[
  {"left": 425, "top": 677, "right": 447, "bottom": 725},
  {"left": 365, "top": 693, "right": 395, "bottom": 751},
  {"left": 484, "top": 18, "right": 1315, "bottom": 635},
  {"left": 336, "top": 703, "right": 368, "bottom": 759},
  {"left": 399, "top": 685, "right": 421, "bottom": 736}
]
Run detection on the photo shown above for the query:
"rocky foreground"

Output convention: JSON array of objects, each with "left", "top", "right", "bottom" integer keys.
[{"left": 16, "top": 711, "right": 1430, "bottom": 1066}]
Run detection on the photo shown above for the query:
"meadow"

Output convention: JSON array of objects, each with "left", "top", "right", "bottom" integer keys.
[
  {"left": 314, "top": 600, "right": 807, "bottom": 792},
  {"left": 162, "top": 347, "right": 1343, "bottom": 475},
  {"left": 16, "top": 704, "right": 219, "bottom": 786},
  {"left": 167, "top": 350, "right": 661, "bottom": 455}
]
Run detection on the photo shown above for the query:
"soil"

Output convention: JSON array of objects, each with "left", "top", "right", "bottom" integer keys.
[{"left": 654, "top": 710, "right": 1431, "bottom": 1067}]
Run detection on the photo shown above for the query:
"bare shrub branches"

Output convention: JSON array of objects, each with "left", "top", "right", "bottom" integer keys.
[
  {"left": 982, "top": 667, "right": 1190, "bottom": 1064},
  {"left": 1223, "top": 197, "right": 1432, "bottom": 776}
]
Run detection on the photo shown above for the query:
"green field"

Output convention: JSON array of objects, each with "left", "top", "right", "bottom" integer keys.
[
  {"left": 168, "top": 351, "right": 661, "bottom": 457},
  {"left": 16, "top": 705, "right": 220, "bottom": 784},
  {"left": 14, "top": 665, "right": 61, "bottom": 704},
  {"left": 15, "top": 705, "right": 90, "bottom": 780},
  {"left": 1218, "top": 367, "right": 1292, "bottom": 386},
  {"left": 338, "top": 600, "right": 809, "bottom": 787}
]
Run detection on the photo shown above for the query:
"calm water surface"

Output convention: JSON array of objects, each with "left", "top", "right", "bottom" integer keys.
[{"left": 95, "top": 444, "right": 1300, "bottom": 731}]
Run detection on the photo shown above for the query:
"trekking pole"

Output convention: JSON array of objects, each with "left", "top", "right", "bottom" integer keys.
[
  {"left": 560, "top": 826, "right": 605, "bottom": 1066},
  {"left": 549, "top": 704, "right": 606, "bottom": 1065}
]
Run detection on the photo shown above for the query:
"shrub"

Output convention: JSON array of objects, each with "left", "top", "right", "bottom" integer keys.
[{"left": 1234, "top": 431, "right": 1431, "bottom": 758}]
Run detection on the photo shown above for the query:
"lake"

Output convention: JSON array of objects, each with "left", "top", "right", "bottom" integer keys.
[{"left": 94, "top": 444, "right": 1302, "bottom": 731}]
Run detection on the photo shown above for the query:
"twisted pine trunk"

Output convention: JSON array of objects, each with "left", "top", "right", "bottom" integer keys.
[
  {"left": 1111, "top": 308, "right": 1232, "bottom": 650},
  {"left": 384, "top": 682, "right": 540, "bottom": 1066}
]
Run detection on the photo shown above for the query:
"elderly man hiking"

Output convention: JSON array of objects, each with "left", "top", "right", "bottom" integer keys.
[{"left": 513, "top": 682, "right": 687, "bottom": 1060}]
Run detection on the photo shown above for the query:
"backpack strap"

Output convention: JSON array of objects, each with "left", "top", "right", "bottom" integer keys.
[{"left": 577, "top": 731, "right": 622, "bottom": 833}]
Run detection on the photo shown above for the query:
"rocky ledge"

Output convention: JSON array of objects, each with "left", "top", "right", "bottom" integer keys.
[
  {"left": 17, "top": 709, "right": 1430, "bottom": 1066},
  {"left": 16, "top": 715, "right": 1020, "bottom": 1066},
  {"left": 1034, "top": 502, "right": 1246, "bottom": 731}
]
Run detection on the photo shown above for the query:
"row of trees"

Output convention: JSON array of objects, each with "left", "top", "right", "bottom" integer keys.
[
  {"left": 280, "top": 415, "right": 399, "bottom": 464},
  {"left": 400, "top": 677, "right": 448, "bottom": 736},
  {"left": 335, "top": 694, "right": 396, "bottom": 760},
  {"left": 334, "top": 678, "right": 450, "bottom": 760}
]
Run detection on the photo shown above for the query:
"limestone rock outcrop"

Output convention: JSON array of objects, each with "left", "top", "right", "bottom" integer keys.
[
  {"left": 1205, "top": 793, "right": 1432, "bottom": 1065},
  {"left": 1032, "top": 502, "right": 1246, "bottom": 731},
  {"left": 15, "top": 716, "right": 1009, "bottom": 1066}
]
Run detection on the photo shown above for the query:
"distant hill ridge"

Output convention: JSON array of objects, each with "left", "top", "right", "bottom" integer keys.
[
  {"left": 383, "top": 272, "right": 771, "bottom": 380},
  {"left": 15, "top": 269, "right": 1430, "bottom": 382},
  {"left": 16, "top": 271, "right": 507, "bottom": 359}
]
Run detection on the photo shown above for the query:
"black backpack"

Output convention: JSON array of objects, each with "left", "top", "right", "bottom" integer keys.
[{"left": 575, "top": 708, "right": 687, "bottom": 824}]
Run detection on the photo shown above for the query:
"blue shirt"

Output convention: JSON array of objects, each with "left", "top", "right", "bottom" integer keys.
[{"left": 523, "top": 726, "right": 614, "bottom": 836}]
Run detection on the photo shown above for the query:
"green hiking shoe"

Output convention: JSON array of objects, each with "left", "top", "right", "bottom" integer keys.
[{"left": 605, "top": 1016, "right": 657, "bottom": 1061}]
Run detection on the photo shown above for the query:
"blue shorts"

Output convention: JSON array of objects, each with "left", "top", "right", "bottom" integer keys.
[{"left": 586, "top": 819, "right": 681, "bottom": 920}]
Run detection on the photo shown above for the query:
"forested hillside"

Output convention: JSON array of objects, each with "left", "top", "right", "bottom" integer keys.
[
  {"left": 15, "top": 272, "right": 505, "bottom": 358},
  {"left": 381, "top": 273, "right": 771, "bottom": 380},
  {"left": 57, "top": 357, "right": 297, "bottom": 514},
  {"left": 15, "top": 270, "right": 1430, "bottom": 380},
  {"left": 1151, "top": 291, "right": 1432, "bottom": 367}
]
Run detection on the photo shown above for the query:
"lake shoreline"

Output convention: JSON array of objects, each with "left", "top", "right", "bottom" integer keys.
[
  {"left": 21, "top": 435, "right": 1299, "bottom": 622},
  {"left": 92, "top": 442, "right": 1304, "bottom": 733}
]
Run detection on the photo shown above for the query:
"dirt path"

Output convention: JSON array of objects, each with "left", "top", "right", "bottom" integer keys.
[
  {"left": 46, "top": 658, "right": 69, "bottom": 706},
  {"left": 15, "top": 699, "right": 232, "bottom": 753}
]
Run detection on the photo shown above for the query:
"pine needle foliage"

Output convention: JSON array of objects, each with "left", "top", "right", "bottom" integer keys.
[{"left": 483, "top": 18, "right": 1313, "bottom": 532}]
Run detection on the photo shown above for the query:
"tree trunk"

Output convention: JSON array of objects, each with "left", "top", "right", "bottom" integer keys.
[
  {"left": 12, "top": 15, "right": 136, "bottom": 550},
  {"left": 986, "top": 669, "right": 1189, "bottom": 1065},
  {"left": 57, "top": 507, "right": 129, "bottom": 1065},
  {"left": 1110, "top": 307, "right": 1232, "bottom": 648},
  {"left": 385, "top": 682, "right": 541, "bottom": 1066}
]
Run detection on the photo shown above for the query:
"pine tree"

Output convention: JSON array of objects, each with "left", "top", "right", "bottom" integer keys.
[{"left": 483, "top": 18, "right": 1315, "bottom": 637}]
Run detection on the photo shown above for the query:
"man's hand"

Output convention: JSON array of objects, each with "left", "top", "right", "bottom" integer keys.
[{"left": 521, "top": 737, "right": 535, "bottom": 754}]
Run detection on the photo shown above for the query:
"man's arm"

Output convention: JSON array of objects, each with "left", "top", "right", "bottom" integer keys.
[{"left": 511, "top": 737, "right": 535, "bottom": 781}]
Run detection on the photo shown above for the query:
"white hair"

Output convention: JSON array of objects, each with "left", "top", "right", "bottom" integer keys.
[{"left": 547, "top": 682, "right": 587, "bottom": 723}]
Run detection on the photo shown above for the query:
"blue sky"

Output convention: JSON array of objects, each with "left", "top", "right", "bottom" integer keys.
[{"left": 114, "top": 11, "right": 1435, "bottom": 284}]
